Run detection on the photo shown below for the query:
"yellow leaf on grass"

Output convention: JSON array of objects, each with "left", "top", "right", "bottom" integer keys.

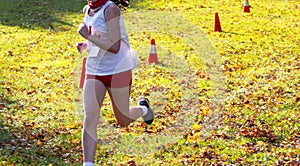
[
  {"left": 240, "top": 138, "right": 248, "bottom": 145},
  {"left": 193, "top": 132, "right": 201, "bottom": 140},
  {"left": 69, "top": 123, "right": 76, "bottom": 129},
  {"left": 37, "top": 141, "right": 43, "bottom": 146},
  {"left": 192, "top": 123, "right": 201, "bottom": 131},
  {"left": 72, "top": 138, "right": 80, "bottom": 144},
  {"left": 222, "top": 154, "right": 228, "bottom": 160},
  {"left": 203, "top": 109, "right": 208, "bottom": 116},
  {"left": 257, "top": 141, "right": 264, "bottom": 146},
  {"left": 34, "top": 123, "right": 39, "bottom": 129},
  {"left": 202, "top": 109, "right": 212, "bottom": 116},
  {"left": 187, "top": 134, "right": 192, "bottom": 143}
]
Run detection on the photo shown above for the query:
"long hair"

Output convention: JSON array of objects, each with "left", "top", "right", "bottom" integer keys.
[{"left": 110, "top": 0, "right": 130, "bottom": 10}]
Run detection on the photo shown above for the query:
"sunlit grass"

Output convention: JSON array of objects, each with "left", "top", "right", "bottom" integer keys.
[{"left": 1, "top": 0, "right": 300, "bottom": 165}]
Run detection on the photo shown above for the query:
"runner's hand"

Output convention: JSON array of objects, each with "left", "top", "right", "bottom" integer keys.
[
  {"left": 78, "top": 23, "right": 90, "bottom": 39},
  {"left": 76, "top": 42, "right": 87, "bottom": 53}
]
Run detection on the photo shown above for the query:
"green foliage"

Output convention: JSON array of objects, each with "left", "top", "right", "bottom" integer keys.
[{"left": 1, "top": 0, "right": 300, "bottom": 165}]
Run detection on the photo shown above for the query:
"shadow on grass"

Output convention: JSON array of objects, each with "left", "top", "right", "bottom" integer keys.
[
  {"left": 0, "top": 95, "right": 81, "bottom": 165},
  {"left": 0, "top": 100, "right": 12, "bottom": 147},
  {"left": 0, "top": 0, "right": 85, "bottom": 29},
  {"left": 0, "top": 0, "right": 138, "bottom": 30}
]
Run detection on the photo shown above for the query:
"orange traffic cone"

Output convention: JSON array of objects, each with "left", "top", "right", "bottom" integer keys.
[
  {"left": 148, "top": 39, "right": 159, "bottom": 64},
  {"left": 79, "top": 26, "right": 91, "bottom": 89},
  {"left": 214, "top": 12, "right": 222, "bottom": 32},
  {"left": 244, "top": 0, "right": 250, "bottom": 13},
  {"left": 79, "top": 57, "right": 87, "bottom": 89}
]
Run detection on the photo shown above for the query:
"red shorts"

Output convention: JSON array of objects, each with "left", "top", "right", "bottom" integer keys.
[{"left": 86, "top": 70, "right": 132, "bottom": 88}]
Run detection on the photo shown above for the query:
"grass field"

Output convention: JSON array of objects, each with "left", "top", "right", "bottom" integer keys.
[{"left": 1, "top": 0, "right": 300, "bottom": 165}]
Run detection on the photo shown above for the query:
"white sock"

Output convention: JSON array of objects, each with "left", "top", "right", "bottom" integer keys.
[
  {"left": 141, "top": 106, "right": 148, "bottom": 116},
  {"left": 83, "top": 162, "right": 94, "bottom": 166}
]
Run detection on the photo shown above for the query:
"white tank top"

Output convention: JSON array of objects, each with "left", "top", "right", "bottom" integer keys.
[{"left": 83, "top": 1, "right": 138, "bottom": 76}]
